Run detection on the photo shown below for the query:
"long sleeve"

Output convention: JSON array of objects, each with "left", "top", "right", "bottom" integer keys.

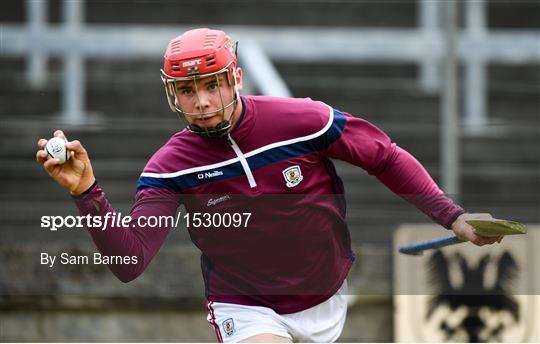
[
  {"left": 322, "top": 111, "right": 464, "bottom": 229},
  {"left": 73, "top": 183, "right": 181, "bottom": 282}
]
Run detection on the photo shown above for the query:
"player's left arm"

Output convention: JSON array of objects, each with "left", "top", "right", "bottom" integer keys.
[{"left": 321, "top": 111, "right": 499, "bottom": 246}]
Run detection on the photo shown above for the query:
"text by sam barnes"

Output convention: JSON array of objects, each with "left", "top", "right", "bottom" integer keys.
[{"left": 41, "top": 252, "right": 138, "bottom": 267}]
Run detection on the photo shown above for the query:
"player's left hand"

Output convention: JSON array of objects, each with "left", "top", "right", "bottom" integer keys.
[{"left": 451, "top": 213, "right": 503, "bottom": 246}]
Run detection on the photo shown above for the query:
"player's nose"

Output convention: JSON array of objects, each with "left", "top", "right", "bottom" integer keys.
[{"left": 195, "top": 95, "right": 211, "bottom": 112}]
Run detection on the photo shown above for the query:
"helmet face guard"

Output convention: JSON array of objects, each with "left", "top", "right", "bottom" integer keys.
[
  {"left": 161, "top": 28, "right": 240, "bottom": 138},
  {"left": 161, "top": 65, "right": 239, "bottom": 138}
]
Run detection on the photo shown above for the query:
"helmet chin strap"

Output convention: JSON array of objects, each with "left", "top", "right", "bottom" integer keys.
[{"left": 188, "top": 119, "right": 232, "bottom": 138}]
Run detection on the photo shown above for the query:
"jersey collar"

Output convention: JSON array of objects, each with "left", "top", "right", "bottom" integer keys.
[{"left": 228, "top": 96, "right": 256, "bottom": 143}]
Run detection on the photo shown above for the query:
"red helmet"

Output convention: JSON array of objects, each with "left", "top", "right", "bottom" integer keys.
[
  {"left": 160, "top": 28, "right": 240, "bottom": 137},
  {"left": 162, "top": 28, "right": 237, "bottom": 80}
]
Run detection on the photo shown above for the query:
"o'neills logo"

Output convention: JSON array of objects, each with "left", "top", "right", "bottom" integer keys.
[{"left": 197, "top": 170, "right": 224, "bottom": 180}]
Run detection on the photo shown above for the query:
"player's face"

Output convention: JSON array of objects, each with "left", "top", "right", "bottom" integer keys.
[{"left": 174, "top": 70, "right": 241, "bottom": 128}]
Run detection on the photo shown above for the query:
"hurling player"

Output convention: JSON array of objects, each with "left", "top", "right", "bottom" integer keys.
[{"left": 36, "top": 28, "right": 501, "bottom": 342}]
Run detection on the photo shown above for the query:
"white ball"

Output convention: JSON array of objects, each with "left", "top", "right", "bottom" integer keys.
[{"left": 45, "top": 137, "right": 70, "bottom": 164}]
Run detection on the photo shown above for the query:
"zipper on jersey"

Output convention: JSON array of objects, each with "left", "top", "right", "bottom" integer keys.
[{"left": 227, "top": 134, "right": 257, "bottom": 188}]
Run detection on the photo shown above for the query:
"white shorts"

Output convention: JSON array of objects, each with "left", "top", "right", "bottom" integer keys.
[{"left": 206, "top": 280, "right": 348, "bottom": 343}]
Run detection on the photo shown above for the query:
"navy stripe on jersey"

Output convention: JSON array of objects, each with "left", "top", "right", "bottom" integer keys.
[
  {"left": 137, "top": 109, "right": 346, "bottom": 192},
  {"left": 137, "top": 161, "right": 245, "bottom": 192},
  {"left": 247, "top": 109, "right": 346, "bottom": 170}
]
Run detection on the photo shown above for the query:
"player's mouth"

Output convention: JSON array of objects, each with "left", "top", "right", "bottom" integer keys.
[
  {"left": 198, "top": 115, "right": 216, "bottom": 122},
  {"left": 195, "top": 114, "right": 221, "bottom": 126}
]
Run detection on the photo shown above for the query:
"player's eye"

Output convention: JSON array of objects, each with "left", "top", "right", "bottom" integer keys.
[
  {"left": 178, "top": 88, "right": 193, "bottom": 96},
  {"left": 208, "top": 83, "right": 219, "bottom": 91}
]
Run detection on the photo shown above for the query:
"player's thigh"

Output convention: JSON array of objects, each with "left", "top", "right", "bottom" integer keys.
[{"left": 240, "top": 333, "right": 292, "bottom": 343}]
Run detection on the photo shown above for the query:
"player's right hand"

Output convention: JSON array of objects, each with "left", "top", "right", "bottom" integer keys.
[{"left": 36, "top": 130, "right": 96, "bottom": 196}]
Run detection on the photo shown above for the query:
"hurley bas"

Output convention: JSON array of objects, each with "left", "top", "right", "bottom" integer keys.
[{"left": 41, "top": 252, "right": 138, "bottom": 268}]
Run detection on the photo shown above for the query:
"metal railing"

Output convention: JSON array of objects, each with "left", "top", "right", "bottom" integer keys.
[
  {"left": 0, "top": 0, "right": 540, "bottom": 127},
  {"left": 1, "top": 0, "right": 539, "bottom": 197},
  {"left": 1, "top": 0, "right": 538, "bottom": 127}
]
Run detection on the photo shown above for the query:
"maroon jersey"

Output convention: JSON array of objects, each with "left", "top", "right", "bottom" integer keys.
[{"left": 74, "top": 95, "right": 463, "bottom": 313}]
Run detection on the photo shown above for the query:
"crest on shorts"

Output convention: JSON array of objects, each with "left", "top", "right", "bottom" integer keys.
[
  {"left": 282, "top": 165, "right": 303, "bottom": 188},
  {"left": 222, "top": 318, "right": 235, "bottom": 336}
]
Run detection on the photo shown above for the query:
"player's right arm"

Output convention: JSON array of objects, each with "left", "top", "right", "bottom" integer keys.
[{"left": 36, "top": 130, "right": 179, "bottom": 282}]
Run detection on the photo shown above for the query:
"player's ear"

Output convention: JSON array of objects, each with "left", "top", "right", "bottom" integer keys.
[{"left": 234, "top": 67, "right": 243, "bottom": 91}]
